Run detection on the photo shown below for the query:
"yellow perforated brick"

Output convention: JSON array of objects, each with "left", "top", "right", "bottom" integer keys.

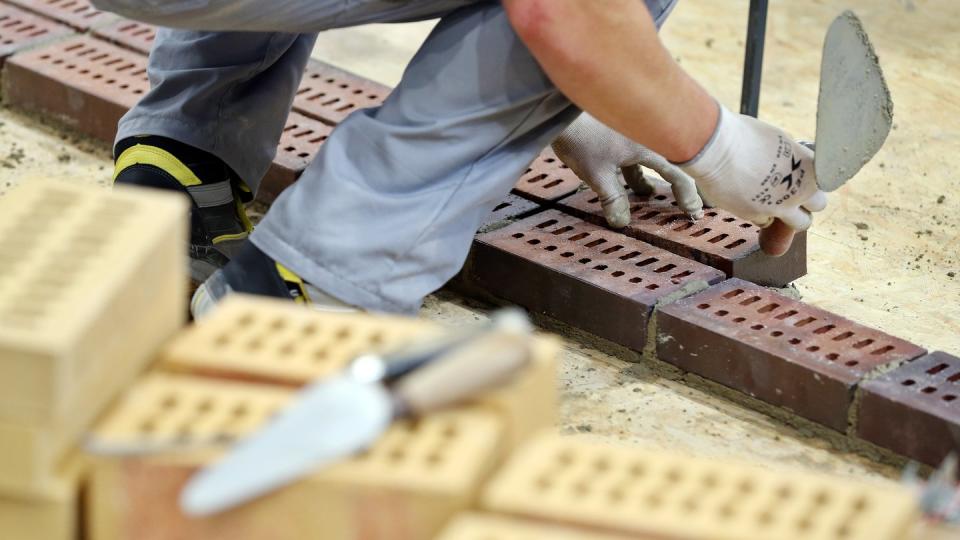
[
  {"left": 160, "top": 295, "right": 559, "bottom": 449},
  {"left": 161, "top": 295, "right": 437, "bottom": 384},
  {"left": 482, "top": 434, "right": 919, "bottom": 540},
  {"left": 436, "top": 513, "right": 636, "bottom": 540},
  {"left": 88, "top": 373, "right": 505, "bottom": 540},
  {"left": 0, "top": 182, "right": 187, "bottom": 496}
]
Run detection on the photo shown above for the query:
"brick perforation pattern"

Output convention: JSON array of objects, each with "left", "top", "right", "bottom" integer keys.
[
  {"left": 92, "top": 18, "right": 156, "bottom": 54},
  {"left": 6, "top": 0, "right": 111, "bottom": 30},
  {"left": 0, "top": 4, "right": 74, "bottom": 62},
  {"left": 512, "top": 148, "right": 583, "bottom": 203},
  {"left": 292, "top": 59, "right": 391, "bottom": 125}
]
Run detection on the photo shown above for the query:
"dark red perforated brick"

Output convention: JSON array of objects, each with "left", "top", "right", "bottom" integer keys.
[
  {"left": 556, "top": 183, "right": 806, "bottom": 287},
  {"left": 857, "top": 351, "right": 960, "bottom": 466},
  {"left": 6, "top": 0, "right": 113, "bottom": 31},
  {"left": 3, "top": 35, "right": 148, "bottom": 142},
  {"left": 292, "top": 59, "right": 391, "bottom": 126},
  {"left": 466, "top": 210, "right": 725, "bottom": 350},
  {"left": 479, "top": 194, "right": 541, "bottom": 232},
  {"left": 512, "top": 148, "right": 583, "bottom": 204},
  {"left": 258, "top": 112, "right": 334, "bottom": 203},
  {"left": 656, "top": 279, "right": 926, "bottom": 431},
  {"left": 93, "top": 18, "right": 156, "bottom": 55},
  {"left": 0, "top": 4, "right": 74, "bottom": 67}
]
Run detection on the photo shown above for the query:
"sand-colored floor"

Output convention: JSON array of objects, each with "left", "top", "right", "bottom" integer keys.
[{"left": 1, "top": 0, "right": 956, "bottom": 487}]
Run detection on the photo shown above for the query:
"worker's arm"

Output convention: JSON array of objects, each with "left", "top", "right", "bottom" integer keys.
[{"left": 506, "top": 0, "right": 827, "bottom": 253}]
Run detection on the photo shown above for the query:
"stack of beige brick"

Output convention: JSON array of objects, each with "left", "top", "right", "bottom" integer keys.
[{"left": 0, "top": 181, "right": 187, "bottom": 539}]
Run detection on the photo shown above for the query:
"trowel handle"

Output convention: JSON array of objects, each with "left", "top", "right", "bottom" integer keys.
[
  {"left": 759, "top": 218, "right": 796, "bottom": 257},
  {"left": 393, "top": 329, "right": 531, "bottom": 415}
]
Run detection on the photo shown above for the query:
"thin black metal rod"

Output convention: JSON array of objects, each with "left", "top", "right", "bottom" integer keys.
[{"left": 740, "top": 0, "right": 769, "bottom": 117}]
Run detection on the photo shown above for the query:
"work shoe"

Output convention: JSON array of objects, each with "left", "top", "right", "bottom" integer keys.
[
  {"left": 113, "top": 136, "right": 253, "bottom": 283},
  {"left": 191, "top": 242, "right": 356, "bottom": 319}
]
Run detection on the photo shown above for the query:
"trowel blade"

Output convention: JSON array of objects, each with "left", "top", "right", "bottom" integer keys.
[{"left": 815, "top": 11, "right": 893, "bottom": 192}]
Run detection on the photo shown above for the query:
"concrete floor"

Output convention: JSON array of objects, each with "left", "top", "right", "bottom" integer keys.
[{"left": 1, "top": 0, "right": 957, "bottom": 487}]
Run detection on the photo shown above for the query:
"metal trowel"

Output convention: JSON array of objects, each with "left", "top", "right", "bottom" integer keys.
[{"left": 761, "top": 10, "right": 893, "bottom": 254}]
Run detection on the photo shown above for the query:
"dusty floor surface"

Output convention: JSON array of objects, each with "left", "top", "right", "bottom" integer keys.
[{"left": 1, "top": 0, "right": 957, "bottom": 486}]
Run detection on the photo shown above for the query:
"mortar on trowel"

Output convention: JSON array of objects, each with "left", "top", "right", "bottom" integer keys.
[{"left": 761, "top": 10, "right": 893, "bottom": 256}]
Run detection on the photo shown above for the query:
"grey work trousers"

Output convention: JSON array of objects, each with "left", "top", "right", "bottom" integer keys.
[{"left": 91, "top": 0, "right": 679, "bottom": 314}]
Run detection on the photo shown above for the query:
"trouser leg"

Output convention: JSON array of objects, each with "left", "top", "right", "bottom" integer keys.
[{"left": 252, "top": 3, "right": 580, "bottom": 314}]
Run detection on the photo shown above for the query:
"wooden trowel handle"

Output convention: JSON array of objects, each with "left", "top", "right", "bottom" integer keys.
[
  {"left": 759, "top": 218, "right": 796, "bottom": 257},
  {"left": 393, "top": 332, "right": 531, "bottom": 415}
]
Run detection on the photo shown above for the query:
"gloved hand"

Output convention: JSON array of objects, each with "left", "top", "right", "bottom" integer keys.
[
  {"left": 680, "top": 104, "right": 827, "bottom": 254},
  {"left": 552, "top": 113, "right": 704, "bottom": 229}
]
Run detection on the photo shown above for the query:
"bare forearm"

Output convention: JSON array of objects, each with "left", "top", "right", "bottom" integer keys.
[{"left": 504, "top": 0, "right": 718, "bottom": 162}]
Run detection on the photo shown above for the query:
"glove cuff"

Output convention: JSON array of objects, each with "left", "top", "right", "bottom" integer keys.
[{"left": 676, "top": 103, "right": 737, "bottom": 182}]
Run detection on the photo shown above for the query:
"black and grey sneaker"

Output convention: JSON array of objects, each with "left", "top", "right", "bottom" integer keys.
[
  {"left": 191, "top": 242, "right": 356, "bottom": 319},
  {"left": 113, "top": 135, "right": 253, "bottom": 283}
]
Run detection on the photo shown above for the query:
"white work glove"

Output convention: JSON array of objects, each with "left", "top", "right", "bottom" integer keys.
[
  {"left": 552, "top": 113, "right": 705, "bottom": 228},
  {"left": 680, "top": 104, "right": 828, "bottom": 232}
]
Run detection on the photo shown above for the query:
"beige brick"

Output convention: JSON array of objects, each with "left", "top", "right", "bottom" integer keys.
[
  {"left": 87, "top": 373, "right": 504, "bottom": 540},
  {"left": 0, "top": 453, "right": 87, "bottom": 540},
  {"left": 482, "top": 433, "right": 919, "bottom": 540},
  {"left": 0, "top": 182, "right": 188, "bottom": 496},
  {"left": 436, "top": 513, "right": 635, "bottom": 540},
  {"left": 160, "top": 295, "right": 558, "bottom": 448}
]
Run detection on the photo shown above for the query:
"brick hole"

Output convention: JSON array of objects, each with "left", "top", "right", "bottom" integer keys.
[
  {"left": 852, "top": 338, "right": 875, "bottom": 349},
  {"left": 715, "top": 310, "right": 729, "bottom": 316},
  {"left": 771, "top": 331, "right": 783, "bottom": 337},
  {"left": 672, "top": 270, "right": 694, "bottom": 280},
  {"left": 551, "top": 226, "right": 573, "bottom": 235},
  {"left": 585, "top": 239, "right": 606, "bottom": 248},
  {"left": 724, "top": 239, "right": 747, "bottom": 249},
  {"left": 697, "top": 303, "right": 711, "bottom": 310},
  {"left": 845, "top": 360, "right": 859, "bottom": 367},
  {"left": 602, "top": 245, "right": 623, "bottom": 254},
  {"left": 654, "top": 264, "right": 676, "bottom": 273},
  {"left": 335, "top": 327, "right": 351, "bottom": 340},
  {"left": 536, "top": 219, "right": 557, "bottom": 229},
  {"left": 708, "top": 233, "right": 729, "bottom": 244},
  {"left": 160, "top": 394, "right": 178, "bottom": 410},
  {"left": 944, "top": 395, "right": 957, "bottom": 402},
  {"left": 813, "top": 324, "right": 836, "bottom": 335},
  {"left": 706, "top": 211, "right": 719, "bottom": 217},
  {"left": 807, "top": 346, "right": 820, "bottom": 352},
  {"left": 593, "top": 264, "right": 608, "bottom": 271},
  {"left": 654, "top": 195, "right": 668, "bottom": 201},
  {"left": 561, "top": 252, "right": 574, "bottom": 258},
  {"left": 569, "top": 232, "right": 590, "bottom": 241},
  {"left": 278, "top": 342, "right": 296, "bottom": 356},
  {"left": 927, "top": 363, "right": 949, "bottom": 375},
  {"left": 535, "top": 475, "right": 553, "bottom": 491},
  {"left": 214, "top": 333, "right": 231, "bottom": 346},
  {"left": 657, "top": 214, "right": 685, "bottom": 226},
  {"left": 723, "top": 217, "right": 736, "bottom": 223},
  {"left": 832, "top": 331, "right": 854, "bottom": 341},
  {"left": 511, "top": 233, "right": 524, "bottom": 239},
  {"left": 543, "top": 179, "right": 563, "bottom": 189},
  {"left": 589, "top": 196, "right": 600, "bottom": 204},
  {"left": 301, "top": 323, "right": 318, "bottom": 336},
  {"left": 922, "top": 386, "right": 937, "bottom": 394},
  {"left": 545, "top": 245, "right": 558, "bottom": 251},
  {"left": 577, "top": 258, "right": 591, "bottom": 264},
  {"left": 871, "top": 345, "right": 895, "bottom": 355},
  {"left": 629, "top": 277, "right": 643, "bottom": 284},
  {"left": 733, "top": 317, "right": 746, "bottom": 323},
  {"left": 690, "top": 228, "right": 711, "bottom": 238},
  {"left": 948, "top": 373, "right": 960, "bottom": 383},
  {"left": 674, "top": 221, "right": 695, "bottom": 231},
  {"left": 612, "top": 271, "right": 625, "bottom": 277},
  {"left": 901, "top": 379, "right": 916, "bottom": 386},
  {"left": 526, "top": 239, "right": 540, "bottom": 245},
  {"left": 638, "top": 211, "right": 659, "bottom": 220},
  {"left": 620, "top": 251, "right": 641, "bottom": 260},
  {"left": 312, "top": 349, "right": 328, "bottom": 362},
  {"left": 826, "top": 353, "right": 839, "bottom": 361},
  {"left": 757, "top": 303, "right": 780, "bottom": 314},
  {"left": 740, "top": 296, "right": 761, "bottom": 306},
  {"left": 723, "top": 288, "right": 745, "bottom": 299},
  {"left": 527, "top": 173, "right": 549, "bottom": 184},
  {"left": 635, "top": 257, "right": 657, "bottom": 267},
  {"left": 794, "top": 317, "right": 816, "bottom": 327},
  {"left": 751, "top": 324, "right": 764, "bottom": 330}
]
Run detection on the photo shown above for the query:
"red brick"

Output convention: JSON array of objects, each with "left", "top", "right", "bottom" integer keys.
[
  {"left": 92, "top": 18, "right": 155, "bottom": 55},
  {"left": 857, "top": 351, "right": 960, "bottom": 466},
  {"left": 466, "top": 210, "right": 725, "bottom": 350},
  {"left": 656, "top": 279, "right": 926, "bottom": 431},
  {"left": 0, "top": 4, "right": 75, "bottom": 67},
  {"left": 2, "top": 35, "right": 148, "bottom": 142},
  {"left": 512, "top": 148, "right": 583, "bottom": 204},
  {"left": 556, "top": 183, "right": 807, "bottom": 287},
  {"left": 292, "top": 59, "right": 391, "bottom": 125},
  {"left": 258, "top": 112, "right": 334, "bottom": 203},
  {"left": 479, "top": 194, "right": 541, "bottom": 232},
  {"left": 5, "top": 0, "right": 113, "bottom": 31}
]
